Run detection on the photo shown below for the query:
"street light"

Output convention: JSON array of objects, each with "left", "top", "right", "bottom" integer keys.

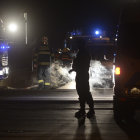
[{"left": 8, "top": 23, "right": 18, "bottom": 33}]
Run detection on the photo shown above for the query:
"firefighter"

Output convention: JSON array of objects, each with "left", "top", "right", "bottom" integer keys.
[
  {"left": 69, "top": 39, "right": 94, "bottom": 118},
  {"left": 61, "top": 47, "right": 72, "bottom": 67},
  {"left": 54, "top": 48, "right": 62, "bottom": 61},
  {"left": 33, "top": 35, "right": 53, "bottom": 89}
]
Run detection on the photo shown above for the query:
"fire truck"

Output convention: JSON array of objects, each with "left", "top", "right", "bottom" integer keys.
[
  {"left": 67, "top": 30, "right": 115, "bottom": 88},
  {"left": 0, "top": 42, "right": 10, "bottom": 80},
  {"left": 67, "top": 29, "right": 115, "bottom": 60},
  {"left": 0, "top": 19, "right": 10, "bottom": 80}
]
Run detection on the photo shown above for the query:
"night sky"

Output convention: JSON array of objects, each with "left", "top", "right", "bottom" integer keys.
[{"left": 0, "top": 0, "right": 138, "bottom": 49}]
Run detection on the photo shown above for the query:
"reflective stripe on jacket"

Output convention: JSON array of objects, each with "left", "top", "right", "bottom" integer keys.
[{"left": 61, "top": 53, "right": 72, "bottom": 61}]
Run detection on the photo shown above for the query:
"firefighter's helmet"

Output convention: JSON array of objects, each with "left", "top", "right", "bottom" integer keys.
[
  {"left": 63, "top": 48, "right": 69, "bottom": 52},
  {"left": 57, "top": 48, "right": 62, "bottom": 53},
  {"left": 42, "top": 36, "right": 48, "bottom": 45}
]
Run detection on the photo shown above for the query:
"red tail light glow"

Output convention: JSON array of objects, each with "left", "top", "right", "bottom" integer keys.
[{"left": 115, "top": 67, "right": 121, "bottom": 75}]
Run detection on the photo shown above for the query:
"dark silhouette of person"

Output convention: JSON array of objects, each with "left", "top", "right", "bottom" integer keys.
[{"left": 69, "top": 38, "right": 95, "bottom": 118}]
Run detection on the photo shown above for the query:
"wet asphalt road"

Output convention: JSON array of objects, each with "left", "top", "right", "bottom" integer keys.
[{"left": 0, "top": 89, "right": 140, "bottom": 140}]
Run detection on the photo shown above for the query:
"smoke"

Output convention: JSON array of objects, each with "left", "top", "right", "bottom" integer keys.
[
  {"left": 50, "top": 60, "right": 113, "bottom": 90},
  {"left": 50, "top": 61, "right": 75, "bottom": 88},
  {"left": 89, "top": 60, "right": 113, "bottom": 90}
]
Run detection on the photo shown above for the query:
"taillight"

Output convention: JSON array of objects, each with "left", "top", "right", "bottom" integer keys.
[{"left": 115, "top": 67, "right": 121, "bottom": 75}]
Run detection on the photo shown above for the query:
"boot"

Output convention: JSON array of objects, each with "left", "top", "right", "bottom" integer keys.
[
  {"left": 87, "top": 108, "right": 95, "bottom": 118},
  {"left": 75, "top": 109, "right": 86, "bottom": 118}
]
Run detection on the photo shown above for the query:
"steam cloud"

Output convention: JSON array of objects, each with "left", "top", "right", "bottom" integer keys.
[
  {"left": 50, "top": 60, "right": 113, "bottom": 90},
  {"left": 50, "top": 61, "right": 75, "bottom": 88},
  {"left": 89, "top": 60, "right": 113, "bottom": 90}
]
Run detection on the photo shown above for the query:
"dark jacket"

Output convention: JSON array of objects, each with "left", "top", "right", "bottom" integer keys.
[
  {"left": 72, "top": 49, "right": 91, "bottom": 73},
  {"left": 61, "top": 52, "right": 72, "bottom": 62},
  {"left": 33, "top": 43, "right": 53, "bottom": 66}
]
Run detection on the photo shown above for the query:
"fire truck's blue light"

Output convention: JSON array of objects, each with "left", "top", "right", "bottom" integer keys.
[
  {"left": 92, "top": 28, "right": 102, "bottom": 37},
  {"left": 95, "top": 30, "right": 100, "bottom": 35},
  {"left": 73, "top": 32, "right": 76, "bottom": 35},
  {"left": 0, "top": 44, "right": 10, "bottom": 50},
  {"left": 70, "top": 30, "right": 82, "bottom": 36}
]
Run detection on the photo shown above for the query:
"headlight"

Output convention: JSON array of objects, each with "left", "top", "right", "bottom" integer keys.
[
  {"left": 2, "top": 56, "right": 8, "bottom": 66},
  {"left": 3, "top": 67, "right": 9, "bottom": 75},
  {"left": 0, "top": 70, "right": 3, "bottom": 75}
]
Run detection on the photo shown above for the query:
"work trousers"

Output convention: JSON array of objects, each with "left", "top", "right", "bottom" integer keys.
[
  {"left": 76, "top": 71, "right": 94, "bottom": 110},
  {"left": 37, "top": 65, "right": 50, "bottom": 88}
]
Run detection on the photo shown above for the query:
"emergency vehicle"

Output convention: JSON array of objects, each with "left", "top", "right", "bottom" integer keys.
[
  {"left": 0, "top": 42, "right": 9, "bottom": 80},
  {"left": 68, "top": 31, "right": 115, "bottom": 88},
  {"left": 113, "top": 4, "right": 140, "bottom": 121},
  {"left": 0, "top": 19, "right": 10, "bottom": 80}
]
